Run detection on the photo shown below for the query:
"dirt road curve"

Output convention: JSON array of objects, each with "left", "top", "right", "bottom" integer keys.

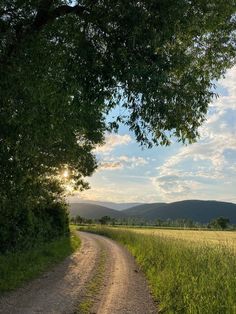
[{"left": 0, "top": 232, "right": 157, "bottom": 314}]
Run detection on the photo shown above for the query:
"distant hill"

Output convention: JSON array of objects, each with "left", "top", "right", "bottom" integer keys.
[
  {"left": 122, "top": 203, "right": 167, "bottom": 217},
  {"left": 69, "top": 200, "right": 236, "bottom": 223},
  {"left": 127, "top": 200, "right": 236, "bottom": 223},
  {"left": 68, "top": 198, "right": 142, "bottom": 210},
  {"left": 69, "top": 203, "right": 127, "bottom": 219}
]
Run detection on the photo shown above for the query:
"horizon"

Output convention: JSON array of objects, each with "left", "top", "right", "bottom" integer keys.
[{"left": 68, "top": 198, "right": 236, "bottom": 206}]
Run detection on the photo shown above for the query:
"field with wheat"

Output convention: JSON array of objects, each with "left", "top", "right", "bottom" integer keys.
[
  {"left": 82, "top": 226, "right": 236, "bottom": 313},
  {"left": 117, "top": 227, "right": 236, "bottom": 250}
]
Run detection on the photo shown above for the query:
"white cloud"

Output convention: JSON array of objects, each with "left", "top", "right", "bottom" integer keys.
[
  {"left": 95, "top": 134, "right": 132, "bottom": 153},
  {"left": 98, "top": 155, "right": 148, "bottom": 171},
  {"left": 211, "top": 66, "right": 236, "bottom": 111},
  {"left": 121, "top": 156, "right": 148, "bottom": 168},
  {"left": 99, "top": 161, "right": 123, "bottom": 170},
  {"left": 151, "top": 175, "right": 201, "bottom": 201},
  {"left": 152, "top": 66, "right": 236, "bottom": 201}
]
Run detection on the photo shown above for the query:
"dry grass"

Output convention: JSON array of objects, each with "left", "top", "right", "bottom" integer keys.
[{"left": 116, "top": 227, "right": 236, "bottom": 250}]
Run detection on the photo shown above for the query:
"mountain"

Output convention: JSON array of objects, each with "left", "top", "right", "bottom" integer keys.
[
  {"left": 122, "top": 203, "right": 167, "bottom": 217},
  {"left": 69, "top": 203, "right": 127, "bottom": 219},
  {"left": 67, "top": 197, "right": 142, "bottom": 210},
  {"left": 69, "top": 200, "right": 236, "bottom": 223},
  {"left": 127, "top": 200, "right": 236, "bottom": 223}
]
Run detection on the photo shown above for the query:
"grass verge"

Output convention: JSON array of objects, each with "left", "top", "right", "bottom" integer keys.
[
  {"left": 77, "top": 248, "right": 106, "bottom": 314},
  {"left": 82, "top": 226, "right": 236, "bottom": 314},
  {"left": 0, "top": 227, "right": 80, "bottom": 293}
]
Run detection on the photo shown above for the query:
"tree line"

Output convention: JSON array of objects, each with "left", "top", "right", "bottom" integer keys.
[{"left": 71, "top": 215, "right": 232, "bottom": 230}]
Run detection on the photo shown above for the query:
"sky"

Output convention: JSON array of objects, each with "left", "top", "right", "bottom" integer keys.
[{"left": 71, "top": 67, "right": 236, "bottom": 204}]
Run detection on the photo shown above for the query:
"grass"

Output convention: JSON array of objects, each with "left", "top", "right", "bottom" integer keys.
[
  {"left": 121, "top": 227, "right": 236, "bottom": 250},
  {"left": 77, "top": 249, "right": 106, "bottom": 314},
  {"left": 0, "top": 227, "right": 80, "bottom": 293},
  {"left": 82, "top": 226, "right": 236, "bottom": 314}
]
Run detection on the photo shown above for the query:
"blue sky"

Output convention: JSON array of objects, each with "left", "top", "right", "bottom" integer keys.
[{"left": 72, "top": 67, "right": 236, "bottom": 203}]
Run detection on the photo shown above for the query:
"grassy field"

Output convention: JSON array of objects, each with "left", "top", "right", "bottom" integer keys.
[
  {"left": 82, "top": 226, "right": 236, "bottom": 313},
  {"left": 116, "top": 227, "right": 236, "bottom": 250},
  {"left": 0, "top": 228, "right": 80, "bottom": 293}
]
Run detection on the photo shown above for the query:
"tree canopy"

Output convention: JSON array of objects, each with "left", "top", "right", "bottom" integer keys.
[
  {"left": 0, "top": 0, "right": 236, "bottom": 251},
  {"left": 209, "top": 217, "right": 230, "bottom": 230}
]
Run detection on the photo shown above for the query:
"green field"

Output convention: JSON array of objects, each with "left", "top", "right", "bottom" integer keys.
[{"left": 82, "top": 226, "right": 236, "bottom": 313}]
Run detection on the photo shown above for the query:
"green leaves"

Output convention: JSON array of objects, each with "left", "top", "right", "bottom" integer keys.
[
  {"left": 1, "top": 0, "right": 236, "bottom": 164},
  {"left": 0, "top": 1, "right": 236, "bottom": 248}
]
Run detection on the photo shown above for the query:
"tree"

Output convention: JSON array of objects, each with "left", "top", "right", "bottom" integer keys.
[
  {"left": 208, "top": 217, "right": 230, "bottom": 230},
  {"left": 99, "top": 216, "right": 111, "bottom": 225},
  {"left": 75, "top": 215, "right": 84, "bottom": 224},
  {"left": 1, "top": 1, "right": 236, "bottom": 251}
]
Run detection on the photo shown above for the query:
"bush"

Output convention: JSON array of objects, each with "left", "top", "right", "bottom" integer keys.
[
  {"left": 0, "top": 230, "right": 80, "bottom": 292},
  {"left": 0, "top": 200, "right": 69, "bottom": 253}
]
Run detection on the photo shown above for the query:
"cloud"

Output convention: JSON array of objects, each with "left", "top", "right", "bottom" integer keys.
[
  {"left": 98, "top": 155, "right": 148, "bottom": 171},
  {"left": 211, "top": 66, "right": 236, "bottom": 111},
  {"left": 119, "top": 155, "right": 148, "bottom": 168},
  {"left": 151, "top": 175, "right": 200, "bottom": 200},
  {"left": 99, "top": 161, "right": 123, "bottom": 170},
  {"left": 74, "top": 177, "right": 160, "bottom": 203},
  {"left": 95, "top": 134, "right": 132, "bottom": 153},
  {"left": 152, "top": 66, "right": 236, "bottom": 200}
]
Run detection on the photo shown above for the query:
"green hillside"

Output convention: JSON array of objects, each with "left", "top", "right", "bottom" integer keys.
[
  {"left": 128, "top": 200, "right": 236, "bottom": 223},
  {"left": 69, "top": 203, "right": 127, "bottom": 219}
]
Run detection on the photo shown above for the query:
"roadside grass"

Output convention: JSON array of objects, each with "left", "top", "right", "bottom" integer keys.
[
  {"left": 82, "top": 226, "right": 236, "bottom": 314},
  {"left": 0, "top": 227, "right": 80, "bottom": 293},
  {"left": 77, "top": 249, "right": 106, "bottom": 314}
]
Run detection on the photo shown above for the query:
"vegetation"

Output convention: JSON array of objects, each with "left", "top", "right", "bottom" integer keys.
[
  {"left": 83, "top": 226, "right": 236, "bottom": 313},
  {"left": 208, "top": 217, "right": 230, "bottom": 230},
  {"left": 77, "top": 249, "right": 106, "bottom": 314},
  {"left": 112, "top": 226, "right": 236, "bottom": 249},
  {"left": 70, "top": 215, "right": 93, "bottom": 225},
  {"left": 0, "top": 201, "right": 70, "bottom": 253},
  {"left": 99, "top": 215, "right": 113, "bottom": 225},
  {"left": 70, "top": 214, "right": 236, "bottom": 231},
  {"left": 0, "top": 229, "right": 80, "bottom": 293},
  {"left": 69, "top": 200, "right": 236, "bottom": 225},
  {"left": 1, "top": 1, "right": 236, "bottom": 252}
]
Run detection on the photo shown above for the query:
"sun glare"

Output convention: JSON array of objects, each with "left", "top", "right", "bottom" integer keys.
[{"left": 63, "top": 169, "right": 69, "bottom": 178}]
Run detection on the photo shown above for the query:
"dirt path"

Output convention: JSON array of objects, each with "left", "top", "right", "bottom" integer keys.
[{"left": 0, "top": 232, "right": 157, "bottom": 314}]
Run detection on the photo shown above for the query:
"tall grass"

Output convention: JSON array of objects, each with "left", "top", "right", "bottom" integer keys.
[
  {"left": 84, "top": 226, "right": 236, "bottom": 313},
  {"left": 0, "top": 229, "right": 80, "bottom": 293}
]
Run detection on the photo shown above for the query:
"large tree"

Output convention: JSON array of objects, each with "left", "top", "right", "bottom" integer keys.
[{"left": 0, "top": 0, "right": 236, "bottom": 250}]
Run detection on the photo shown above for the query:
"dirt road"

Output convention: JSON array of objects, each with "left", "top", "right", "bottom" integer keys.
[{"left": 0, "top": 232, "right": 157, "bottom": 314}]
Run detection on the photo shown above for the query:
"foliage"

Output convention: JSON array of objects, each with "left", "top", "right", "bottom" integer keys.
[
  {"left": 99, "top": 215, "right": 112, "bottom": 225},
  {"left": 75, "top": 215, "right": 84, "bottom": 224},
  {"left": 0, "top": 197, "right": 70, "bottom": 253},
  {"left": 0, "top": 229, "right": 80, "bottom": 292},
  {"left": 1, "top": 1, "right": 236, "bottom": 251},
  {"left": 85, "top": 226, "right": 236, "bottom": 313},
  {"left": 208, "top": 217, "right": 230, "bottom": 230},
  {"left": 70, "top": 215, "right": 93, "bottom": 224}
]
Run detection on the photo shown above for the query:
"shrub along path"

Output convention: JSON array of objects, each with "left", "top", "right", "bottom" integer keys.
[{"left": 0, "top": 232, "right": 157, "bottom": 314}]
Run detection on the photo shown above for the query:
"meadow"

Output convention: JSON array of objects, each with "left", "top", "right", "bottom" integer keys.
[{"left": 82, "top": 226, "right": 236, "bottom": 313}]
